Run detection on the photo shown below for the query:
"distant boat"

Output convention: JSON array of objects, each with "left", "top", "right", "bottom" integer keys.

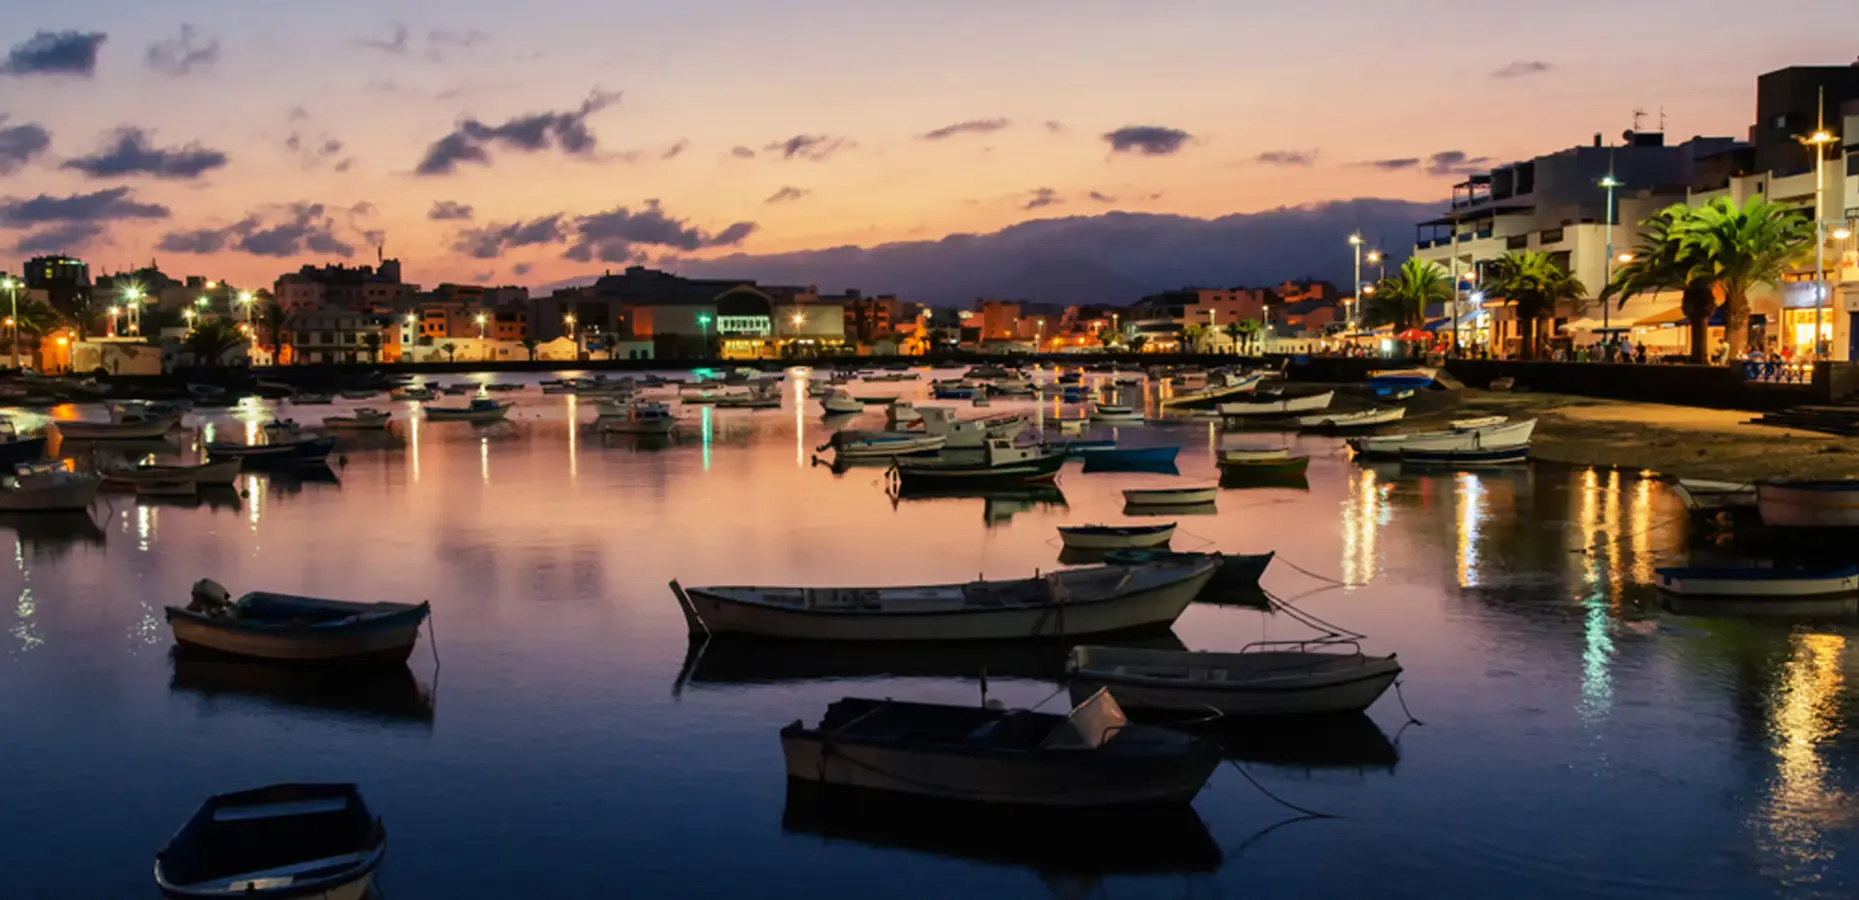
[
  {"left": 389, "top": 386, "right": 436, "bottom": 401},
  {"left": 423, "top": 397, "right": 512, "bottom": 423},
  {"left": 1056, "top": 438, "right": 1116, "bottom": 458},
  {"left": 338, "top": 389, "right": 377, "bottom": 400},
  {"left": 1058, "top": 522, "right": 1176, "bottom": 550},
  {"left": 895, "top": 438, "right": 1066, "bottom": 488},
  {"left": 207, "top": 435, "right": 336, "bottom": 466},
  {"left": 1655, "top": 564, "right": 1859, "bottom": 616},
  {"left": 597, "top": 400, "right": 679, "bottom": 434},
  {"left": 0, "top": 417, "right": 47, "bottom": 465},
  {"left": 1297, "top": 406, "right": 1406, "bottom": 431},
  {"left": 154, "top": 782, "right": 386, "bottom": 900},
  {"left": 1102, "top": 549, "right": 1274, "bottom": 596},
  {"left": 1216, "top": 447, "right": 1310, "bottom": 475},
  {"left": 322, "top": 408, "right": 392, "bottom": 431},
  {"left": 821, "top": 390, "right": 864, "bottom": 416},
  {"left": 1090, "top": 403, "right": 1143, "bottom": 423},
  {"left": 850, "top": 393, "right": 899, "bottom": 405},
  {"left": 917, "top": 407, "right": 1026, "bottom": 449},
  {"left": 167, "top": 578, "right": 430, "bottom": 665},
  {"left": 824, "top": 431, "right": 946, "bottom": 459},
  {"left": 1067, "top": 645, "right": 1403, "bottom": 717},
  {"left": 53, "top": 403, "right": 183, "bottom": 440},
  {"left": 102, "top": 458, "right": 242, "bottom": 488},
  {"left": 1072, "top": 445, "right": 1180, "bottom": 466},
  {"left": 1218, "top": 391, "right": 1334, "bottom": 418},
  {"left": 290, "top": 392, "right": 334, "bottom": 405},
  {"left": 1161, "top": 372, "right": 1263, "bottom": 408},
  {"left": 0, "top": 461, "right": 102, "bottom": 513},
  {"left": 1399, "top": 444, "right": 1529, "bottom": 467},
  {"left": 1756, "top": 480, "right": 1859, "bottom": 528},
  {"left": 1121, "top": 486, "right": 1218, "bottom": 506},
  {"left": 1669, "top": 478, "right": 1757, "bottom": 515},
  {"left": 1449, "top": 415, "right": 1507, "bottom": 430},
  {"left": 1348, "top": 419, "right": 1537, "bottom": 460}
]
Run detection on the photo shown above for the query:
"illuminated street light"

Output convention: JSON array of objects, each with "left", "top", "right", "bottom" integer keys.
[{"left": 1835, "top": 227, "right": 1853, "bottom": 241}]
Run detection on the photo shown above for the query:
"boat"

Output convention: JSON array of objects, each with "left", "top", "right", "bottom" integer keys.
[
  {"left": 1058, "top": 523, "right": 1176, "bottom": 550},
  {"left": 290, "top": 392, "right": 334, "bottom": 405},
  {"left": 261, "top": 419, "right": 302, "bottom": 439},
  {"left": 778, "top": 689, "right": 1220, "bottom": 807},
  {"left": 886, "top": 401, "right": 924, "bottom": 425},
  {"left": 965, "top": 365, "right": 1013, "bottom": 380},
  {"left": 1160, "top": 372, "right": 1264, "bottom": 408},
  {"left": 917, "top": 407, "right": 1026, "bottom": 449},
  {"left": 1669, "top": 478, "right": 1758, "bottom": 515},
  {"left": 0, "top": 418, "right": 47, "bottom": 465},
  {"left": 53, "top": 403, "right": 183, "bottom": 440},
  {"left": 1217, "top": 447, "right": 1310, "bottom": 474},
  {"left": 153, "top": 782, "right": 385, "bottom": 900},
  {"left": 1756, "top": 480, "right": 1859, "bottom": 528},
  {"left": 388, "top": 386, "right": 436, "bottom": 401},
  {"left": 1057, "top": 438, "right": 1116, "bottom": 457},
  {"left": 1348, "top": 418, "right": 1538, "bottom": 460},
  {"left": 0, "top": 461, "right": 102, "bottom": 513},
  {"left": 1067, "top": 644, "right": 1403, "bottom": 717},
  {"left": 821, "top": 390, "right": 865, "bottom": 416},
  {"left": 102, "top": 459, "right": 242, "bottom": 488},
  {"left": 824, "top": 431, "right": 946, "bottom": 459},
  {"left": 1654, "top": 564, "right": 1859, "bottom": 616},
  {"left": 850, "top": 394, "right": 899, "bottom": 405},
  {"left": 1054, "top": 419, "right": 1087, "bottom": 435},
  {"left": 932, "top": 385, "right": 981, "bottom": 400},
  {"left": 322, "top": 408, "right": 392, "bottom": 431},
  {"left": 895, "top": 438, "right": 1067, "bottom": 488},
  {"left": 1297, "top": 406, "right": 1407, "bottom": 431},
  {"left": 1090, "top": 403, "right": 1143, "bottom": 423},
  {"left": 1103, "top": 549, "right": 1274, "bottom": 596},
  {"left": 1366, "top": 367, "right": 1439, "bottom": 390},
  {"left": 1399, "top": 444, "right": 1530, "bottom": 467},
  {"left": 1120, "top": 486, "right": 1218, "bottom": 506},
  {"left": 1449, "top": 415, "right": 1507, "bottom": 430},
  {"left": 167, "top": 578, "right": 431, "bottom": 664},
  {"left": 1217, "top": 391, "right": 1334, "bottom": 418},
  {"left": 338, "top": 389, "right": 377, "bottom": 400},
  {"left": 207, "top": 435, "right": 336, "bottom": 466},
  {"left": 597, "top": 400, "right": 679, "bottom": 434},
  {"left": 670, "top": 554, "right": 1221, "bottom": 641},
  {"left": 714, "top": 386, "right": 784, "bottom": 409},
  {"left": 1072, "top": 445, "right": 1180, "bottom": 466},
  {"left": 423, "top": 397, "right": 513, "bottom": 423}
]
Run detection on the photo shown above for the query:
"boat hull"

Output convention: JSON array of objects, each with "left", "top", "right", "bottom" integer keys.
[
  {"left": 165, "top": 605, "right": 428, "bottom": 665},
  {"left": 1058, "top": 526, "right": 1176, "bottom": 550},
  {"left": 834, "top": 436, "right": 946, "bottom": 459},
  {"left": 321, "top": 416, "right": 391, "bottom": 431},
  {"left": 1351, "top": 420, "right": 1537, "bottom": 459},
  {"left": 599, "top": 418, "right": 678, "bottom": 434},
  {"left": 104, "top": 460, "right": 243, "bottom": 488},
  {"left": 1655, "top": 566, "right": 1859, "bottom": 616},
  {"left": 1670, "top": 479, "right": 1757, "bottom": 513},
  {"left": 1217, "top": 456, "right": 1310, "bottom": 475},
  {"left": 1075, "top": 446, "right": 1179, "bottom": 466},
  {"left": 55, "top": 413, "right": 183, "bottom": 440},
  {"left": 895, "top": 452, "right": 1066, "bottom": 488},
  {"left": 1068, "top": 662, "right": 1401, "bottom": 716},
  {"left": 1400, "top": 444, "right": 1529, "bottom": 466},
  {"left": 0, "top": 435, "right": 47, "bottom": 465},
  {"left": 208, "top": 437, "right": 336, "bottom": 466},
  {"left": 1757, "top": 481, "right": 1859, "bottom": 528},
  {"left": 1120, "top": 487, "right": 1218, "bottom": 506},
  {"left": 423, "top": 407, "right": 510, "bottom": 423},
  {"left": 1218, "top": 391, "right": 1334, "bottom": 418}
]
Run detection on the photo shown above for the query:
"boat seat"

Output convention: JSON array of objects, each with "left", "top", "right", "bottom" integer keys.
[
  {"left": 194, "top": 850, "right": 372, "bottom": 889},
  {"left": 213, "top": 797, "right": 351, "bottom": 822}
]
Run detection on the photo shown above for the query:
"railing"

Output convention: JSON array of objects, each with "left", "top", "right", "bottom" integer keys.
[{"left": 1742, "top": 361, "right": 1811, "bottom": 384}]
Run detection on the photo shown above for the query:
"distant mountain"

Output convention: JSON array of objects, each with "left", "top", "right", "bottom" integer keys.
[{"left": 656, "top": 198, "right": 1435, "bottom": 306}]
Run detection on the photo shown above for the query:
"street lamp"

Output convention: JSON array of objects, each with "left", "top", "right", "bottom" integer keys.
[
  {"left": 1600, "top": 170, "right": 1623, "bottom": 336},
  {"left": 698, "top": 313, "right": 711, "bottom": 358},
  {"left": 238, "top": 290, "right": 254, "bottom": 322},
  {"left": 122, "top": 285, "right": 142, "bottom": 334},
  {"left": 475, "top": 313, "right": 487, "bottom": 339},
  {"left": 1, "top": 276, "right": 14, "bottom": 371},
  {"left": 182, "top": 308, "right": 197, "bottom": 330},
  {"left": 107, "top": 305, "right": 120, "bottom": 337},
  {"left": 1348, "top": 233, "right": 1364, "bottom": 331},
  {"left": 1803, "top": 124, "right": 1838, "bottom": 358}
]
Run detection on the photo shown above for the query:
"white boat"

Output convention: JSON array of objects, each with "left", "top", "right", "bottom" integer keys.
[
  {"left": 598, "top": 401, "right": 679, "bottom": 434},
  {"left": 1348, "top": 419, "right": 1538, "bottom": 460},
  {"left": 322, "top": 408, "right": 392, "bottom": 431},
  {"left": 53, "top": 403, "right": 183, "bottom": 440},
  {"left": 155, "top": 783, "right": 385, "bottom": 900},
  {"left": 1066, "top": 645, "right": 1404, "bottom": 716},
  {"left": 670, "top": 555, "right": 1221, "bottom": 641},
  {"left": 917, "top": 406, "right": 1027, "bottom": 449},
  {"left": 1091, "top": 403, "right": 1143, "bottom": 423},
  {"left": 389, "top": 386, "right": 436, "bottom": 401},
  {"left": 1121, "top": 486, "right": 1218, "bottom": 506},
  {"left": 822, "top": 390, "right": 865, "bottom": 416},
  {"left": 1655, "top": 564, "right": 1859, "bottom": 616},
  {"left": 167, "top": 579, "right": 430, "bottom": 664},
  {"left": 102, "top": 459, "right": 242, "bottom": 488},
  {"left": 1670, "top": 478, "right": 1758, "bottom": 514},
  {"left": 1296, "top": 406, "right": 1406, "bottom": 430},
  {"left": 0, "top": 461, "right": 102, "bottom": 513},
  {"left": 1757, "top": 481, "right": 1859, "bottom": 528},
  {"left": 1160, "top": 372, "right": 1263, "bottom": 408},
  {"left": 887, "top": 401, "right": 924, "bottom": 425},
  {"left": 1057, "top": 523, "right": 1177, "bottom": 550},
  {"left": 423, "top": 398, "right": 512, "bottom": 423},
  {"left": 825, "top": 431, "right": 947, "bottom": 459},
  {"left": 1218, "top": 391, "right": 1334, "bottom": 418},
  {"left": 1449, "top": 415, "right": 1507, "bottom": 430}
]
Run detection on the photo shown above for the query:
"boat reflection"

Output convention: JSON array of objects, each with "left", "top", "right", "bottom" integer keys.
[
  {"left": 601, "top": 432, "right": 678, "bottom": 452},
  {"left": 1123, "top": 501, "right": 1217, "bottom": 517},
  {"left": 135, "top": 484, "right": 244, "bottom": 511},
  {"left": 169, "top": 654, "right": 435, "bottom": 728},
  {"left": 0, "top": 511, "right": 106, "bottom": 550},
  {"left": 1219, "top": 470, "right": 1309, "bottom": 491},
  {"left": 1081, "top": 458, "right": 1179, "bottom": 475},
  {"left": 889, "top": 484, "right": 1067, "bottom": 527},
  {"left": 781, "top": 781, "right": 1221, "bottom": 877},
  {"left": 675, "top": 633, "right": 1185, "bottom": 690},
  {"left": 1201, "top": 712, "right": 1398, "bottom": 771},
  {"left": 262, "top": 464, "right": 341, "bottom": 496}
]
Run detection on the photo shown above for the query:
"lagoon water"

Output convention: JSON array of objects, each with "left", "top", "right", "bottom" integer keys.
[{"left": 4, "top": 369, "right": 1857, "bottom": 898}]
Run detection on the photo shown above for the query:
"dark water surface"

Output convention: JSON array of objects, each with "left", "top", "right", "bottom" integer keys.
[{"left": 5, "top": 370, "right": 1857, "bottom": 898}]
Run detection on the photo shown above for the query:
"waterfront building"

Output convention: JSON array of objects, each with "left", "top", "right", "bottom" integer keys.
[
  {"left": 284, "top": 308, "right": 388, "bottom": 364},
  {"left": 273, "top": 259, "right": 415, "bottom": 313}
]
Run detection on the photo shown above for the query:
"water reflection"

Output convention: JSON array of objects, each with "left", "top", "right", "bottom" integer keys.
[
  {"left": 888, "top": 484, "right": 1067, "bottom": 527},
  {"left": 1755, "top": 632, "right": 1848, "bottom": 882},
  {"left": 1342, "top": 466, "right": 1391, "bottom": 586},
  {"left": 169, "top": 655, "right": 435, "bottom": 729}
]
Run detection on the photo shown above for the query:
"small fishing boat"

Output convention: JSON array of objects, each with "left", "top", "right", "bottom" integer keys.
[
  {"left": 1348, "top": 419, "right": 1537, "bottom": 460},
  {"left": 886, "top": 401, "right": 924, "bottom": 425},
  {"left": 1217, "top": 391, "right": 1334, "bottom": 418},
  {"left": 322, "top": 408, "right": 392, "bottom": 431},
  {"left": 779, "top": 690, "right": 1220, "bottom": 807},
  {"left": 1121, "top": 486, "right": 1218, "bottom": 506},
  {"left": 1161, "top": 372, "right": 1264, "bottom": 408},
  {"left": 1670, "top": 478, "right": 1758, "bottom": 515},
  {"left": 441, "top": 383, "right": 476, "bottom": 395},
  {"left": 933, "top": 385, "right": 980, "bottom": 400},
  {"left": 1449, "top": 415, "right": 1507, "bottom": 430},
  {"left": 207, "top": 435, "right": 337, "bottom": 466},
  {"left": 291, "top": 392, "right": 334, "bottom": 405},
  {"left": 167, "top": 579, "right": 430, "bottom": 664},
  {"left": 1058, "top": 523, "right": 1176, "bottom": 550},
  {"left": 338, "top": 389, "right": 377, "bottom": 400},
  {"left": 1654, "top": 564, "right": 1859, "bottom": 616},
  {"left": 102, "top": 459, "right": 242, "bottom": 488},
  {"left": 1366, "top": 367, "right": 1439, "bottom": 390},
  {"left": 598, "top": 400, "right": 679, "bottom": 434},
  {"left": 851, "top": 394, "right": 899, "bottom": 406},
  {"left": 388, "top": 386, "right": 436, "bottom": 401},
  {"left": 895, "top": 438, "right": 1066, "bottom": 488},
  {"left": 1399, "top": 444, "right": 1529, "bottom": 467},
  {"left": 1057, "top": 439, "right": 1117, "bottom": 457},
  {"left": 0, "top": 418, "right": 47, "bottom": 465},
  {"left": 1297, "top": 406, "right": 1406, "bottom": 431},
  {"left": 1091, "top": 404, "right": 1144, "bottom": 423},
  {"left": 1073, "top": 445, "right": 1180, "bottom": 466},
  {"left": 1756, "top": 480, "right": 1859, "bottom": 528},
  {"left": 154, "top": 782, "right": 385, "bottom": 900},
  {"left": 1067, "top": 644, "right": 1403, "bottom": 717},
  {"left": 53, "top": 403, "right": 183, "bottom": 440},
  {"left": 714, "top": 388, "right": 784, "bottom": 409},
  {"left": 824, "top": 431, "right": 947, "bottom": 460},
  {"left": 1217, "top": 448, "right": 1310, "bottom": 474},
  {"left": 423, "top": 397, "right": 512, "bottom": 423},
  {"left": 822, "top": 390, "right": 865, "bottom": 416},
  {"left": 1102, "top": 549, "right": 1274, "bottom": 595},
  {"left": 917, "top": 407, "right": 1026, "bottom": 449},
  {"left": 671, "top": 554, "right": 1220, "bottom": 641},
  {"left": 0, "top": 461, "right": 102, "bottom": 513}
]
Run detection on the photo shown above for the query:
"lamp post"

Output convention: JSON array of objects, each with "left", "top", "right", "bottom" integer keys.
[
  {"left": 107, "top": 305, "right": 120, "bottom": 337},
  {"left": 238, "top": 290, "right": 254, "bottom": 323},
  {"left": 698, "top": 314, "right": 711, "bottom": 360},
  {"left": 1600, "top": 170, "right": 1622, "bottom": 337},
  {"left": 1804, "top": 124, "right": 1837, "bottom": 359},
  {"left": 2, "top": 276, "right": 16, "bottom": 371},
  {"left": 122, "top": 285, "right": 142, "bottom": 334},
  {"left": 1348, "top": 233, "right": 1364, "bottom": 332}
]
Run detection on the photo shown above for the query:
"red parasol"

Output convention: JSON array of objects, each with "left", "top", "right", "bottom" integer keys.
[{"left": 1393, "top": 328, "right": 1431, "bottom": 341}]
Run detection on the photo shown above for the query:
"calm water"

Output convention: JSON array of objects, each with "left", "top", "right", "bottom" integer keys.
[{"left": 4, "top": 370, "right": 1857, "bottom": 899}]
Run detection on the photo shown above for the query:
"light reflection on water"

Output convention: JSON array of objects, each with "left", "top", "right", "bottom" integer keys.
[{"left": 3, "top": 370, "right": 1858, "bottom": 898}]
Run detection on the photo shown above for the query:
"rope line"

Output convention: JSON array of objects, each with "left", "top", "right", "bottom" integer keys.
[
  {"left": 1222, "top": 758, "right": 1339, "bottom": 819},
  {"left": 1392, "top": 678, "right": 1422, "bottom": 726}
]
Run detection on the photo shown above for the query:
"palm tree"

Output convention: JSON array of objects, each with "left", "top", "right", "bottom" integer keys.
[
  {"left": 258, "top": 302, "right": 288, "bottom": 363},
  {"left": 1482, "top": 251, "right": 1588, "bottom": 360},
  {"left": 522, "top": 336, "right": 539, "bottom": 360},
  {"left": 185, "top": 321, "right": 245, "bottom": 368},
  {"left": 1365, "top": 258, "right": 1450, "bottom": 331},
  {"left": 1676, "top": 196, "right": 1815, "bottom": 359},
  {"left": 1179, "top": 323, "right": 1204, "bottom": 353},
  {"left": 361, "top": 332, "right": 382, "bottom": 364},
  {"left": 1234, "top": 319, "right": 1263, "bottom": 355},
  {"left": 1128, "top": 334, "right": 1149, "bottom": 353},
  {"left": 440, "top": 341, "right": 457, "bottom": 363},
  {"left": 1221, "top": 321, "right": 1244, "bottom": 354},
  {"left": 1601, "top": 204, "right": 1718, "bottom": 363}
]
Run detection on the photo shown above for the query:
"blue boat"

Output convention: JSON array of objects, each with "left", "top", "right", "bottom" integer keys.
[
  {"left": 1074, "top": 445, "right": 1181, "bottom": 466},
  {"left": 1366, "top": 367, "right": 1439, "bottom": 390},
  {"left": 1398, "top": 444, "right": 1528, "bottom": 467},
  {"left": 934, "top": 387, "right": 979, "bottom": 400}
]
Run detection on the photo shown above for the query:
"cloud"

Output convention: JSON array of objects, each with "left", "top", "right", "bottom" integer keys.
[
  {"left": 728, "top": 145, "right": 756, "bottom": 159},
  {"left": 566, "top": 199, "right": 755, "bottom": 262},
  {"left": 1359, "top": 157, "right": 1420, "bottom": 170},
  {"left": 428, "top": 29, "right": 487, "bottom": 53},
  {"left": 919, "top": 118, "right": 1010, "bottom": 141},
  {"left": 1044, "top": 121, "right": 1066, "bottom": 133},
  {"left": 513, "top": 263, "right": 532, "bottom": 276},
  {"left": 1256, "top": 149, "right": 1317, "bottom": 166},
  {"left": 64, "top": 128, "right": 229, "bottom": 179},
  {"left": 428, "top": 200, "right": 475, "bottom": 221},
  {"left": 2, "top": 30, "right": 106, "bottom": 77},
  {"left": 453, "top": 215, "right": 566, "bottom": 258},
  {"left": 765, "top": 186, "right": 809, "bottom": 204},
  {"left": 1103, "top": 125, "right": 1191, "bottom": 156},
  {"left": 14, "top": 222, "right": 106, "bottom": 254},
  {"left": 662, "top": 139, "right": 689, "bottom": 160},
  {"left": 146, "top": 24, "right": 219, "bottom": 75},
  {"left": 764, "top": 134, "right": 849, "bottom": 161},
  {"left": 1491, "top": 60, "right": 1552, "bottom": 79},
  {"left": 358, "top": 24, "right": 410, "bottom": 54},
  {"left": 1088, "top": 191, "right": 1116, "bottom": 203},
  {"left": 1024, "top": 188, "right": 1062, "bottom": 210},
  {"left": 415, "top": 88, "right": 622, "bottom": 175},
  {"left": 0, "top": 118, "right": 52, "bottom": 174},
  {"left": 1424, "top": 150, "right": 1492, "bottom": 176},
  {"left": 0, "top": 187, "right": 170, "bottom": 227},
  {"left": 157, "top": 203, "right": 357, "bottom": 257}
]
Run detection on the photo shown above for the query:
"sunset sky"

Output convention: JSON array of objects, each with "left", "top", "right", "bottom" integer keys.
[{"left": 3, "top": 0, "right": 1855, "bottom": 292}]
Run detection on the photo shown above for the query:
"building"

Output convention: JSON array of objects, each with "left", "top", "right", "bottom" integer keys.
[
  {"left": 973, "top": 299, "right": 1022, "bottom": 342},
  {"left": 22, "top": 255, "right": 91, "bottom": 324},
  {"left": 273, "top": 259, "right": 415, "bottom": 313},
  {"left": 1751, "top": 65, "right": 1859, "bottom": 176},
  {"left": 528, "top": 266, "right": 757, "bottom": 344},
  {"left": 1124, "top": 288, "right": 1271, "bottom": 351},
  {"left": 775, "top": 300, "right": 847, "bottom": 354},
  {"left": 284, "top": 308, "right": 388, "bottom": 364},
  {"left": 842, "top": 292, "right": 905, "bottom": 343}
]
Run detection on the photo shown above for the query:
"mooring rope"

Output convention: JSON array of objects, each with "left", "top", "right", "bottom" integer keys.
[{"left": 1222, "top": 758, "right": 1339, "bottom": 819}]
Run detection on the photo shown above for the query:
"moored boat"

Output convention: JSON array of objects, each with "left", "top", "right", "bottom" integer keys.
[
  {"left": 1366, "top": 367, "right": 1439, "bottom": 390},
  {"left": 53, "top": 403, "right": 183, "bottom": 440},
  {"left": 1296, "top": 406, "right": 1406, "bottom": 431},
  {"left": 1218, "top": 391, "right": 1334, "bottom": 418},
  {"left": 1669, "top": 478, "right": 1758, "bottom": 515},
  {"left": 597, "top": 400, "right": 679, "bottom": 434},
  {"left": 0, "top": 461, "right": 102, "bottom": 513},
  {"left": 1058, "top": 522, "right": 1176, "bottom": 550},
  {"left": 1449, "top": 415, "right": 1507, "bottom": 430},
  {"left": 886, "top": 401, "right": 924, "bottom": 425},
  {"left": 322, "top": 408, "right": 392, "bottom": 431},
  {"left": 1121, "top": 486, "right": 1218, "bottom": 506},
  {"left": 821, "top": 390, "right": 865, "bottom": 416},
  {"left": 1348, "top": 418, "right": 1537, "bottom": 460},
  {"left": 338, "top": 389, "right": 377, "bottom": 400},
  {"left": 895, "top": 438, "right": 1066, "bottom": 488},
  {"left": 102, "top": 458, "right": 242, "bottom": 488},
  {"left": 1102, "top": 549, "right": 1274, "bottom": 596},
  {"left": 166, "top": 578, "right": 430, "bottom": 664},
  {"left": 389, "top": 386, "right": 436, "bottom": 401},
  {"left": 1073, "top": 445, "right": 1180, "bottom": 466},
  {"left": 1655, "top": 564, "right": 1859, "bottom": 616},
  {"left": 423, "top": 397, "right": 512, "bottom": 423},
  {"left": 1399, "top": 444, "right": 1529, "bottom": 467},
  {"left": 825, "top": 431, "right": 947, "bottom": 459},
  {"left": 917, "top": 407, "right": 1027, "bottom": 449},
  {"left": 290, "top": 392, "right": 334, "bottom": 405},
  {"left": 1161, "top": 372, "right": 1263, "bottom": 408},
  {"left": 1756, "top": 480, "right": 1859, "bottom": 528},
  {"left": 1217, "top": 448, "right": 1310, "bottom": 474},
  {"left": 206, "top": 435, "right": 336, "bottom": 466},
  {"left": 0, "top": 417, "right": 47, "bottom": 465},
  {"left": 154, "top": 782, "right": 386, "bottom": 900},
  {"left": 1067, "top": 644, "right": 1403, "bottom": 717}
]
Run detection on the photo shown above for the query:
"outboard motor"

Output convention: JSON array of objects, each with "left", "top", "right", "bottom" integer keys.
[{"left": 187, "top": 579, "right": 236, "bottom": 617}]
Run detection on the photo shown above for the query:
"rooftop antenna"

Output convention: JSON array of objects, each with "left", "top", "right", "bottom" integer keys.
[
  {"left": 1658, "top": 106, "right": 1667, "bottom": 131},
  {"left": 1631, "top": 108, "right": 1647, "bottom": 132}
]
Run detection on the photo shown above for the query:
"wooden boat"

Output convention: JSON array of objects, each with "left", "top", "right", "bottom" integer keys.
[
  {"left": 1121, "top": 486, "right": 1218, "bottom": 506},
  {"left": 1297, "top": 406, "right": 1406, "bottom": 430},
  {"left": 103, "top": 459, "right": 242, "bottom": 488},
  {"left": 1218, "top": 390, "right": 1334, "bottom": 418},
  {"left": 322, "top": 408, "right": 392, "bottom": 431},
  {"left": 208, "top": 434, "right": 335, "bottom": 464},
  {"left": 1399, "top": 444, "right": 1529, "bottom": 466},
  {"left": 388, "top": 386, "right": 435, "bottom": 401},
  {"left": 778, "top": 689, "right": 1220, "bottom": 807},
  {"left": 850, "top": 394, "right": 899, "bottom": 405},
  {"left": 1349, "top": 419, "right": 1538, "bottom": 460},
  {"left": 423, "top": 397, "right": 512, "bottom": 423},
  {"left": 1073, "top": 445, "right": 1179, "bottom": 466},
  {"left": 670, "top": 554, "right": 1220, "bottom": 641},
  {"left": 1090, "top": 404, "right": 1143, "bottom": 423},
  {"left": 933, "top": 385, "right": 980, "bottom": 400},
  {"left": 1102, "top": 549, "right": 1274, "bottom": 596},
  {"left": 290, "top": 392, "right": 334, "bottom": 405},
  {"left": 597, "top": 400, "right": 679, "bottom": 434},
  {"left": 1756, "top": 480, "right": 1859, "bottom": 528},
  {"left": 167, "top": 579, "right": 430, "bottom": 664},
  {"left": 1670, "top": 478, "right": 1758, "bottom": 515},
  {"left": 1217, "top": 448, "right": 1311, "bottom": 474},
  {"left": 1067, "top": 645, "right": 1403, "bottom": 717},
  {"left": 0, "top": 461, "right": 102, "bottom": 513},
  {"left": 0, "top": 418, "right": 47, "bottom": 465},
  {"left": 1058, "top": 523, "right": 1176, "bottom": 550},
  {"left": 1655, "top": 564, "right": 1859, "bottom": 616},
  {"left": 895, "top": 438, "right": 1066, "bottom": 488},
  {"left": 1366, "top": 367, "right": 1439, "bottom": 389},
  {"left": 54, "top": 403, "right": 183, "bottom": 440},
  {"left": 1161, "top": 373, "right": 1263, "bottom": 408},
  {"left": 137, "top": 478, "right": 198, "bottom": 499},
  {"left": 821, "top": 390, "right": 865, "bottom": 415},
  {"left": 154, "top": 783, "right": 385, "bottom": 900},
  {"left": 917, "top": 407, "right": 1026, "bottom": 448},
  {"left": 824, "top": 431, "right": 946, "bottom": 459},
  {"left": 1449, "top": 415, "right": 1507, "bottom": 430}
]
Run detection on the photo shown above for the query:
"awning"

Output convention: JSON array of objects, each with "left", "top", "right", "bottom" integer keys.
[{"left": 1637, "top": 306, "right": 1727, "bottom": 327}]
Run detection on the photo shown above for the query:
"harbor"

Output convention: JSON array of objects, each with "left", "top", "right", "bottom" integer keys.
[{"left": 5, "top": 363, "right": 1859, "bottom": 897}]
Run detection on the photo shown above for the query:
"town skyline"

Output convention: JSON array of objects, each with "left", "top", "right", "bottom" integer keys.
[{"left": 4, "top": 1, "right": 1855, "bottom": 294}]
